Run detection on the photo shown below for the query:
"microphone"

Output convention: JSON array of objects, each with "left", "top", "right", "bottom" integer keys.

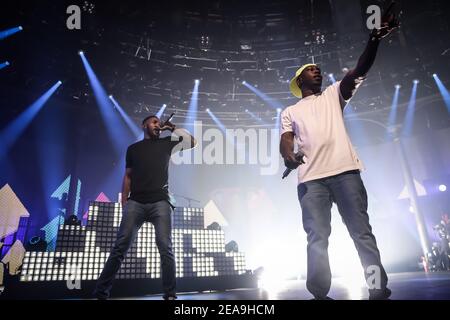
[
  {"left": 156, "top": 112, "right": 176, "bottom": 132},
  {"left": 163, "top": 112, "right": 175, "bottom": 125},
  {"left": 282, "top": 167, "right": 293, "bottom": 180},
  {"left": 282, "top": 152, "right": 304, "bottom": 179}
]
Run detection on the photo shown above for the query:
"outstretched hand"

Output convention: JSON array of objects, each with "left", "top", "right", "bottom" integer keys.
[{"left": 371, "top": 2, "right": 400, "bottom": 40}]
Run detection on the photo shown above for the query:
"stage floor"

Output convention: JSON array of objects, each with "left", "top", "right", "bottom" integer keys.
[{"left": 106, "top": 272, "right": 450, "bottom": 300}]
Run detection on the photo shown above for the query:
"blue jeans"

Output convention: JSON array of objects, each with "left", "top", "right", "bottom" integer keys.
[
  {"left": 94, "top": 200, "right": 176, "bottom": 299},
  {"left": 297, "top": 170, "right": 388, "bottom": 298}
]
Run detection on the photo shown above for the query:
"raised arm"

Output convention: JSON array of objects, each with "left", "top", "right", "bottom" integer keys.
[
  {"left": 161, "top": 121, "right": 197, "bottom": 151},
  {"left": 172, "top": 128, "right": 197, "bottom": 150},
  {"left": 340, "top": 4, "right": 399, "bottom": 101}
]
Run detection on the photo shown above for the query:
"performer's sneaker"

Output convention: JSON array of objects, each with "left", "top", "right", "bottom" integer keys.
[
  {"left": 311, "top": 296, "right": 334, "bottom": 300},
  {"left": 369, "top": 288, "right": 392, "bottom": 300},
  {"left": 163, "top": 294, "right": 177, "bottom": 300}
]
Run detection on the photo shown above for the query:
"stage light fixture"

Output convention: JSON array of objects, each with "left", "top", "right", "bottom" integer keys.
[
  {"left": 26, "top": 236, "right": 48, "bottom": 252},
  {"left": 0, "top": 61, "right": 10, "bottom": 70},
  {"left": 438, "top": 184, "right": 447, "bottom": 192}
]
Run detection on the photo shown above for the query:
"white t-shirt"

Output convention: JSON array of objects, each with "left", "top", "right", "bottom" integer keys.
[{"left": 281, "top": 81, "right": 364, "bottom": 184}]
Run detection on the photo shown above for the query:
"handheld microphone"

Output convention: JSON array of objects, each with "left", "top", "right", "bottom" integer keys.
[
  {"left": 282, "top": 152, "right": 304, "bottom": 179},
  {"left": 163, "top": 112, "right": 175, "bottom": 125},
  {"left": 282, "top": 168, "right": 293, "bottom": 179},
  {"left": 156, "top": 112, "right": 176, "bottom": 132}
]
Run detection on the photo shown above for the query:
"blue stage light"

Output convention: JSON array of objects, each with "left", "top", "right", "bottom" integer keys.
[
  {"left": 109, "top": 95, "right": 141, "bottom": 138},
  {"left": 432, "top": 74, "right": 450, "bottom": 114},
  {"left": 328, "top": 73, "right": 336, "bottom": 84},
  {"left": 387, "top": 85, "right": 401, "bottom": 129},
  {"left": 184, "top": 81, "right": 200, "bottom": 132},
  {"left": 402, "top": 81, "right": 419, "bottom": 136},
  {"left": 0, "top": 61, "right": 10, "bottom": 70},
  {"left": 0, "top": 26, "right": 23, "bottom": 40},
  {"left": 0, "top": 81, "right": 62, "bottom": 157},
  {"left": 80, "top": 52, "right": 132, "bottom": 153},
  {"left": 242, "top": 81, "right": 283, "bottom": 109},
  {"left": 438, "top": 184, "right": 447, "bottom": 192},
  {"left": 206, "top": 108, "right": 226, "bottom": 132},
  {"left": 156, "top": 104, "right": 167, "bottom": 118},
  {"left": 245, "top": 109, "right": 266, "bottom": 125}
]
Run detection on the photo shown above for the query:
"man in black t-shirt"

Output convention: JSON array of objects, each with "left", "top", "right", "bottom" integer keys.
[{"left": 94, "top": 115, "right": 196, "bottom": 300}]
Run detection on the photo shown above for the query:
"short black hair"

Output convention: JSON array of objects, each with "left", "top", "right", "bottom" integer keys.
[{"left": 142, "top": 115, "right": 159, "bottom": 125}]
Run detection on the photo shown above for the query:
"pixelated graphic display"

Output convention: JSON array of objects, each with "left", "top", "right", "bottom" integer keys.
[
  {"left": 20, "top": 202, "right": 246, "bottom": 282},
  {"left": 0, "top": 184, "right": 30, "bottom": 239}
]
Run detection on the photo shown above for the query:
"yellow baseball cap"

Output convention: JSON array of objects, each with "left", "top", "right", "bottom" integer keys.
[{"left": 289, "top": 63, "right": 317, "bottom": 98}]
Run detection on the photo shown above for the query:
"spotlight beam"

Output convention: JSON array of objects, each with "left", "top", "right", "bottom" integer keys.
[
  {"left": 0, "top": 26, "right": 23, "bottom": 40},
  {"left": 387, "top": 85, "right": 401, "bottom": 128},
  {"left": 328, "top": 73, "right": 337, "bottom": 84},
  {"left": 242, "top": 81, "right": 283, "bottom": 109},
  {"left": 80, "top": 52, "right": 129, "bottom": 153},
  {"left": 402, "top": 81, "right": 418, "bottom": 136},
  {"left": 156, "top": 104, "right": 167, "bottom": 118},
  {"left": 246, "top": 109, "right": 266, "bottom": 125},
  {"left": 275, "top": 108, "right": 282, "bottom": 129},
  {"left": 206, "top": 109, "right": 226, "bottom": 132},
  {"left": 0, "top": 81, "right": 62, "bottom": 157},
  {"left": 433, "top": 74, "right": 450, "bottom": 114},
  {"left": 184, "top": 81, "right": 200, "bottom": 132},
  {"left": 0, "top": 61, "right": 10, "bottom": 70},
  {"left": 109, "top": 95, "right": 141, "bottom": 138}
]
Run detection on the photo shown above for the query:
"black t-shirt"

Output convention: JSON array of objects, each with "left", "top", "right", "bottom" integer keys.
[{"left": 126, "top": 136, "right": 182, "bottom": 204}]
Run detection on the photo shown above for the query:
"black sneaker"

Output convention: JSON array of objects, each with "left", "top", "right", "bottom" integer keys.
[
  {"left": 93, "top": 290, "right": 108, "bottom": 300},
  {"left": 311, "top": 296, "right": 334, "bottom": 300},
  {"left": 369, "top": 288, "right": 392, "bottom": 300}
]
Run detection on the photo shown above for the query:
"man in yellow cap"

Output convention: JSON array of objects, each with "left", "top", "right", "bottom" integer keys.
[{"left": 280, "top": 7, "right": 399, "bottom": 300}]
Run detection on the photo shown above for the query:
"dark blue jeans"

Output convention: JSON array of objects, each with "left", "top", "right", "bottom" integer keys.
[
  {"left": 297, "top": 170, "right": 388, "bottom": 298},
  {"left": 94, "top": 199, "right": 176, "bottom": 299}
]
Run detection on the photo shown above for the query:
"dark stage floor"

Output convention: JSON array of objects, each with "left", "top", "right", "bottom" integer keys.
[{"left": 102, "top": 272, "right": 450, "bottom": 300}]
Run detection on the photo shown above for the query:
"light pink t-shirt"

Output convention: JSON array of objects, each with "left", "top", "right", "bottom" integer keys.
[{"left": 281, "top": 81, "right": 364, "bottom": 184}]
